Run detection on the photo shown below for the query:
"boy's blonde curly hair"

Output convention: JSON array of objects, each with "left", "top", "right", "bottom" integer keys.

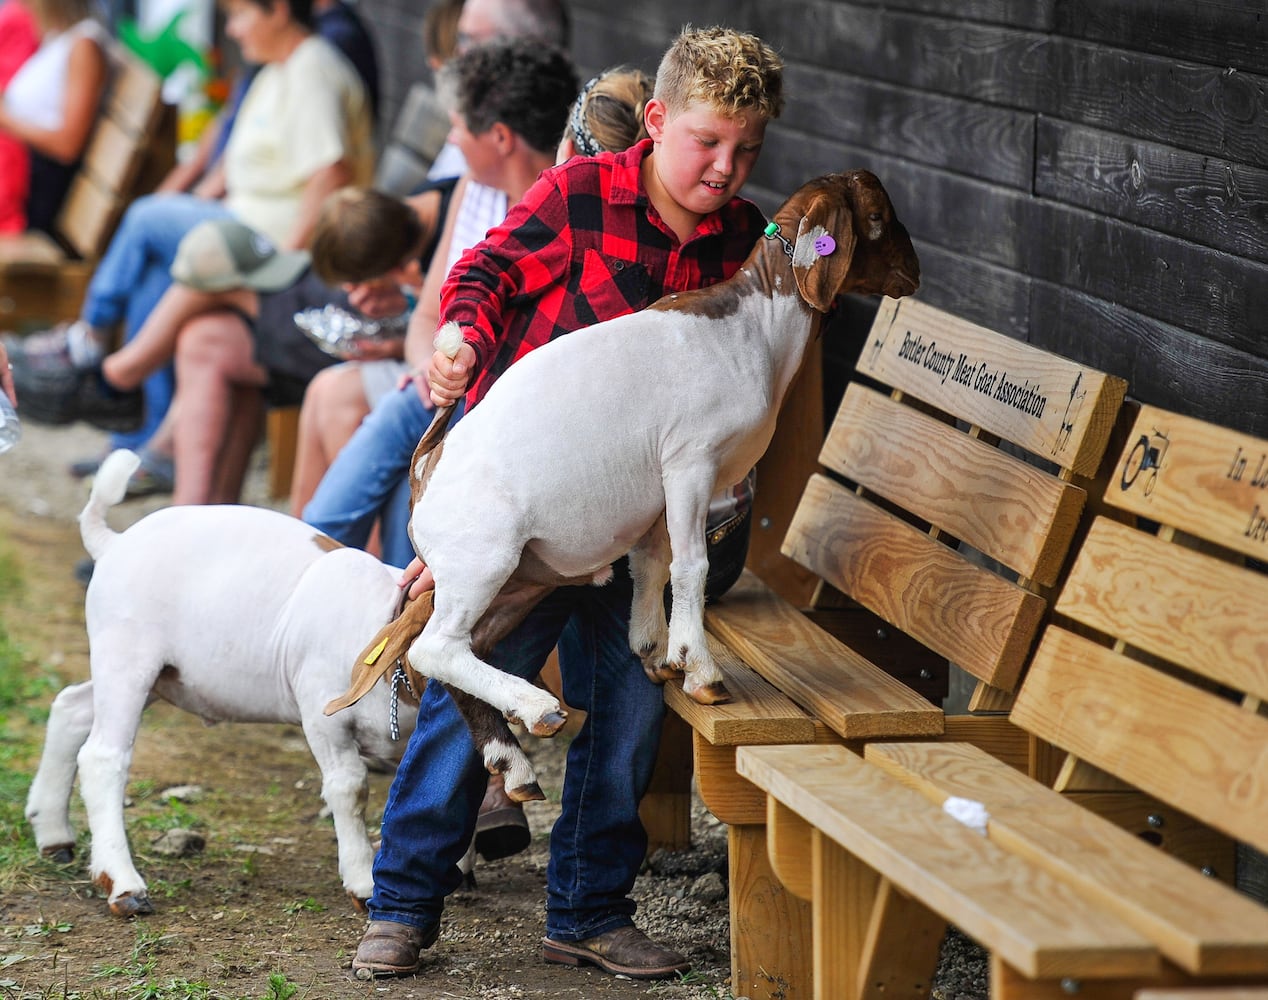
[{"left": 653, "top": 25, "right": 784, "bottom": 122}]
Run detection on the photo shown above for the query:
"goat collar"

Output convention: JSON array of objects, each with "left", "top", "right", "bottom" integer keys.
[
  {"left": 762, "top": 220, "right": 796, "bottom": 261},
  {"left": 763, "top": 219, "right": 839, "bottom": 266}
]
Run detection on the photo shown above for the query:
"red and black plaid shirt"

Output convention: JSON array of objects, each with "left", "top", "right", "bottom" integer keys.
[{"left": 439, "top": 138, "right": 766, "bottom": 406}]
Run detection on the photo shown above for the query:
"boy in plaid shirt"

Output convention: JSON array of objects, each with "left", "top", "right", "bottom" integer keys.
[{"left": 355, "top": 26, "right": 784, "bottom": 981}]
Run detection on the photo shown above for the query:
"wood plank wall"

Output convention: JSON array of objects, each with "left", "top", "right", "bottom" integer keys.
[{"left": 359, "top": 0, "right": 1268, "bottom": 435}]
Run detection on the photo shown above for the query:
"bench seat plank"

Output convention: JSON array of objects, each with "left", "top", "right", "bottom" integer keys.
[
  {"left": 865, "top": 741, "right": 1268, "bottom": 975},
  {"left": 0, "top": 233, "right": 63, "bottom": 267},
  {"left": 857, "top": 298, "right": 1126, "bottom": 477},
  {"left": 822, "top": 383, "right": 1087, "bottom": 585},
  {"left": 782, "top": 474, "right": 1046, "bottom": 690},
  {"left": 1012, "top": 627, "right": 1268, "bottom": 851},
  {"left": 738, "top": 744, "right": 1158, "bottom": 980},
  {"left": 663, "top": 634, "right": 817, "bottom": 746},
  {"left": 705, "top": 570, "right": 942, "bottom": 739}
]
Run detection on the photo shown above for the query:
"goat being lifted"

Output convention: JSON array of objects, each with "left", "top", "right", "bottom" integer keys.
[{"left": 358, "top": 170, "right": 919, "bottom": 797}]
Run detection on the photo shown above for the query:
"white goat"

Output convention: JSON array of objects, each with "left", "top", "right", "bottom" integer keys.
[
  {"left": 400, "top": 170, "right": 920, "bottom": 771},
  {"left": 25, "top": 450, "right": 420, "bottom": 917}
]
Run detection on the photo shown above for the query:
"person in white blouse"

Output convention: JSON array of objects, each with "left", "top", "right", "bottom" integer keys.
[{"left": 0, "top": 0, "right": 108, "bottom": 233}]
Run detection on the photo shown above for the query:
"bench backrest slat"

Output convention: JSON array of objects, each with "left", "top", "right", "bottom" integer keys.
[
  {"left": 857, "top": 298, "right": 1125, "bottom": 478},
  {"left": 103, "top": 52, "right": 164, "bottom": 135},
  {"left": 56, "top": 49, "right": 165, "bottom": 261},
  {"left": 1012, "top": 626, "right": 1268, "bottom": 852},
  {"left": 1058, "top": 518, "right": 1268, "bottom": 700},
  {"left": 1009, "top": 403, "right": 1268, "bottom": 855},
  {"left": 1105, "top": 405, "right": 1268, "bottom": 562},
  {"left": 821, "top": 383, "right": 1087, "bottom": 584},
  {"left": 784, "top": 473, "right": 1048, "bottom": 690},
  {"left": 779, "top": 298, "right": 1127, "bottom": 708},
  {"left": 57, "top": 181, "right": 118, "bottom": 260}
]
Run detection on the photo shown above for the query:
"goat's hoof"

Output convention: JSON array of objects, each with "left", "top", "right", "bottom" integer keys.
[
  {"left": 687, "top": 680, "right": 732, "bottom": 705},
  {"left": 40, "top": 843, "right": 75, "bottom": 865},
  {"left": 507, "top": 780, "right": 545, "bottom": 803},
  {"left": 348, "top": 891, "right": 369, "bottom": 915},
  {"left": 529, "top": 711, "right": 567, "bottom": 738},
  {"left": 108, "top": 893, "right": 154, "bottom": 918},
  {"left": 653, "top": 662, "right": 685, "bottom": 683}
]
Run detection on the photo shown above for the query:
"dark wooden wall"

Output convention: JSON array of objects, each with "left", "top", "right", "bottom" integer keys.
[{"left": 360, "top": 0, "right": 1268, "bottom": 434}]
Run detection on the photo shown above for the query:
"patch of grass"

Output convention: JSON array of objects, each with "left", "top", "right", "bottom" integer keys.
[
  {"left": 142, "top": 803, "right": 202, "bottom": 833},
  {"left": 649, "top": 970, "right": 736, "bottom": 999},
  {"left": 260, "top": 972, "right": 298, "bottom": 1000},
  {"left": 150, "top": 876, "right": 193, "bottom": 899},
  {"left": 0, "top": 546, "right": 72, "bottom": 894},
  {"left": 281, "top": 898, "right": 324, "bottom": 916},
  {"left": 93, "top": 925, "right": 176, "bottom": 983}
]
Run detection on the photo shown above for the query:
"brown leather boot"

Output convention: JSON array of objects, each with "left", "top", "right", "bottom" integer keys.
[
  {"left": 474, "top": 773, "right": 531, "bottom": 861},
  {"left": 352, "top": 919, "right": 439, "bottom": 979},
  {"left": 542, "top": 925, "right": 691, "bottom": 980}
]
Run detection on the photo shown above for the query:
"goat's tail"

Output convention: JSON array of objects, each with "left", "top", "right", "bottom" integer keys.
[{"left": 78, "top": 449, "right": 141, "bottom": 561}]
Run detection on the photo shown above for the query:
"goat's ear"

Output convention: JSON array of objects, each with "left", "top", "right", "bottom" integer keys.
[{"left": 791, "top": 193, "right": 857, "bottom": 313}]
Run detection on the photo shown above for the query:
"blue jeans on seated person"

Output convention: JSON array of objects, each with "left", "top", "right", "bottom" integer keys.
[
  {"left": 303, "top": 384, "right": 447, "bottom": 568},
  {"left": 367, "top": 560, "right": 665, "bottom": 941},
  {"left": 80, "top": 194, "right": 232, "bottom": 450}
]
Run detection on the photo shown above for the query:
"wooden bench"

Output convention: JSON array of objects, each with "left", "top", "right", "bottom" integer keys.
[
  {"left": 661, "top": 297, "right": 1127, "bottom": 999},
  {"left": 739, "top": 402, "right": 1268, "bottom": 999},
  {"left": 0, "top": 48, "right": 174, "bottom": 328}
]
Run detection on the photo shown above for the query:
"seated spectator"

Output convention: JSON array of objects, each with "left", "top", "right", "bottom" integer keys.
[
  {"left": 0, "top": 0, "right": 108, "bottom": 235},
  {"left": 421, "top": 0, "right": 568, "bottom": 183},
  {"left": 158, "top": 186, "right": 440, "bottom": 505},
  {"left": 0, "top": 0, "right": 39, "bottom": 234},
  {"left": 301, "top": 58, "right": 649, "bottom": 570},
  {"left": 161, "top": 0, "right": 381, "bottom": 202},
  {"left": 6, "top": 0, "right": 374, "bottom": 472}
]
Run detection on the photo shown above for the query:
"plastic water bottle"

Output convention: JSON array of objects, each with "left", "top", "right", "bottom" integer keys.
[{"left": 0, "top": 392, "right": 21, "bottom": 454}]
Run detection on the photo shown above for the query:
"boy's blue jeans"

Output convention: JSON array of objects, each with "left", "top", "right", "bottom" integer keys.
[
  {"left": 80, "top": 193, "right": 231, "bottom": 450},
  {"left": 367, "top": 561, "right": 665, "bottom": 941}
]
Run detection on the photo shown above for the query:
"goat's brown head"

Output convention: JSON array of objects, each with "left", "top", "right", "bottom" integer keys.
[{"left": 779, "top": 169, "right": 920, "bottom": 312}]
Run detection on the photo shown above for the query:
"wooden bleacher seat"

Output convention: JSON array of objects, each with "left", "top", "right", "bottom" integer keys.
[
  {"left": 661, "top": 297, "right": 1127, "bottom": 999},
  {"left": 372, "top": 80, "right": 451, "bottom": 197},
  {"left": 741, "top": 402, "right": 1268, "bottom": 999},
  {"left": 0, "top": 48, "right": 174, "bottom": 328}
]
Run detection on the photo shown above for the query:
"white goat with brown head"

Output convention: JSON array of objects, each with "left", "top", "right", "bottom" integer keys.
[{"left": 365, "top": 170, "right": 919, "bottom": 797}]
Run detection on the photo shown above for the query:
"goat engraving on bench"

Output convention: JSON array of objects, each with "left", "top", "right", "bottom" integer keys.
[
  {"left": 25, "top": 451, "right": 421, "bottom": 918},
  {"left": 372, "top": 170, "right": 919, "bottom": 796}
]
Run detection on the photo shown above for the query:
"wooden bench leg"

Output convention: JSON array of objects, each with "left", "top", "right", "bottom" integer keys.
[
  {"left": 267, "top": 405, "right": 300, "bottom": 500},
  {"left": 693, "top": 733, "right": 815, "bottom": 999},
  {"left": 855, "top": 879, "right": 944, "bottom": 1000},
  {"left": 639, "top": 711, "right": 693, "bottom": 852},
  {"left": 732, "top": 822, "right": 815, "bottom": 1000},
  {"left": 813, "top": 833, "right": 877, "bottom": 1000}
]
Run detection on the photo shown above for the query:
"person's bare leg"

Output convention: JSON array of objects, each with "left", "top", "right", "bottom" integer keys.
[
  {"left": 102, "top": 286, "right": 258, "bottom": 391},
  {"left": 171, "top": 312, "right": 267, "bottom": 506},
  {"left": 288, "top": 363, "right": 373, "bottom": 516},
  {"left": 211, "top": 385, "right": 265, "bottom": 503},
  {"left": 136, "top": 409, "right": 176, "bottom": 464}
]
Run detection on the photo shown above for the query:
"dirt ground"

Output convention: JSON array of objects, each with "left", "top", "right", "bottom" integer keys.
[{"left": 0, "top": 421, "right": 738, "bottom": 1000}]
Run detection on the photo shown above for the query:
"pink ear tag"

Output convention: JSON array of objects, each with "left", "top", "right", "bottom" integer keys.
[{"left": 814, "top": 234, "right": 837, "bottom": 256}]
